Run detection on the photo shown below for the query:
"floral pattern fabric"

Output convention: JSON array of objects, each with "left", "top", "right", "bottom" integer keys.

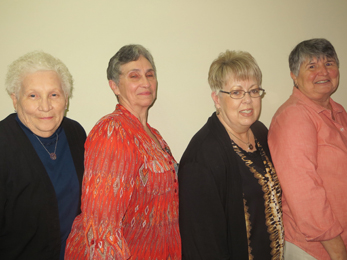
[{"left": 65, "top": 105, "right": 181, "bottom": 260}]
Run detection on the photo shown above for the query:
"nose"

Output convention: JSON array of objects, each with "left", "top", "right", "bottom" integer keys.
[
  {"left": 39, "top": 97, "right": 52, "bottom": 112},
  {"left": 318, "top": 64, "right": 329, "bottom": 75},
  {"left": 140, "top": 75, "right": 151, "bottom": 87},
  {"left": 242, "top": 91, "right": 252, "bottom": 103}
]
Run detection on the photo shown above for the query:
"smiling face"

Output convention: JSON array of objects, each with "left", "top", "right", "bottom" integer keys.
[
  {"left": 291, "top": 56, "right": 339, "bottom": 107},
  {"left": 109, "top": 55, "right": 157, "bottom": 117},
  {"left": 11, "top": 70, "right": 68, "bottom": 137},
  {"left": 212, "top": 78, "right": 261, "bottom": 133}
]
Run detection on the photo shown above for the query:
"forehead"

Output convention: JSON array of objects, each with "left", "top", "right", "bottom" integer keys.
[
  {"left": 226, "top": 75, "right": 259, "bottom": 87},
  {"left": 303, "top": 55, "right": 335, "bottom": 64},
  {"left": 120, "top": 56, "right": 153, "bottom": 73},
  {"left": 21, "top": 70, "right": 62, "bottom": 90}
]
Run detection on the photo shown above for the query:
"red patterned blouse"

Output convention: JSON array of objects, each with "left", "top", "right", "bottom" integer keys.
[{"left": 65, "top": 105, "right": 181, "bottom": 259}]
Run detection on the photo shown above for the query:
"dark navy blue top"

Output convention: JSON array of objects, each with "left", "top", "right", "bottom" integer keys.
[{"left": 16, "top": 117, "right": 79, "bottom": 260}]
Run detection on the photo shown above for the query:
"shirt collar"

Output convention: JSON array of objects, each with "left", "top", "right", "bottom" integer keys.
[{"left": 292, "top": 87, "right": 343, "bottom": 114}]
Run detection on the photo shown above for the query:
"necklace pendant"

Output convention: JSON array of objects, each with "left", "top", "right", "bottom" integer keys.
[
  {"left": 248, "top": 144, "right": 254, "bottom": 150},
  {"left": 50, "top": 153, "right": 57, "bottom": 160}
]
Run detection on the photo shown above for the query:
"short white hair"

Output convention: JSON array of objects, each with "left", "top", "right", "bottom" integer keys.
[{"left": 5, "top": 51, "right": 73, "bottom": 97}]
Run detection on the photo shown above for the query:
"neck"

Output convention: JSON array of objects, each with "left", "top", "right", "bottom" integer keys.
[
  {"left": 217, "top": 113, "right": 250, "bottom": 137},
  {"left": 120, "top": 102, "right": 149, "bottom": 127},
  {"left": 316, "top": 99, "right": 332, "bottom": 110}
]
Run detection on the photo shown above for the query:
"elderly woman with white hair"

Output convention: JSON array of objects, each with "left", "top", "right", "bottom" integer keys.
[{"left": 0, "top": 51, "right": 86, "bottom": 260}]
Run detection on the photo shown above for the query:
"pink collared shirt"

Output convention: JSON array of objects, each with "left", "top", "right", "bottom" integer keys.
[{"left": 268, "top": 87, "right": 347, "bottom": 260}]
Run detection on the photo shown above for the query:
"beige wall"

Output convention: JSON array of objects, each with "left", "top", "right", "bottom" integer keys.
[{"left": 1, "top": 0, "right": 346, "bottom": 160}]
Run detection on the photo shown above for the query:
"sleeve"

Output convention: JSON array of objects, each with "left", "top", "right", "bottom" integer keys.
[
  {"left": 0, "top": 137, "right": 6, "bottom": 237},
  {"left": 179, "top": 162, "right": 230, "bottom": 260},
  {"left": 66, "top": 118, "right": 136, "bottom": 259},
  {"left": 268, "top": 106, "right": 343, "bottom": 242}
]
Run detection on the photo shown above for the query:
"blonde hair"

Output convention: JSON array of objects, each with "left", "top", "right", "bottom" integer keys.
[{"left": 208, "top": 50, "right": 262, "bottom": 93}]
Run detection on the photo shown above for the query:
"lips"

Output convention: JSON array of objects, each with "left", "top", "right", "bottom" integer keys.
[
  {"left": 138, "top": 92, "right": 152, "bottom": 95},
  {"left": 239, "top": 109, "right": 254, "bottom": 117},
  {"left": 315, "top": 80, "right": 330, "bottom": 84}
]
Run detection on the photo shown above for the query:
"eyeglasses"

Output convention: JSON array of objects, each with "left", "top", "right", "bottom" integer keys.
[{"left": 219, "top": 88, "right": 265, "bottom": 99}]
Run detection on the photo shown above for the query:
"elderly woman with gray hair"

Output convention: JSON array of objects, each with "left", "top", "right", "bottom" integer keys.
[
  {"left": 269, "top": 38, "right": 347, "bottom": 259},
  {"left": 65, "top": 44, "right": 181, "bottom": 259},
  {"left": 0, "top": 51, "right": 86, "bottom": 260}
]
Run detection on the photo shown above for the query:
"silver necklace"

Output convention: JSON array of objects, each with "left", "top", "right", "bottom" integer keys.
[
  {"left": 34, "top": 133, "right": 59, "bottom": 160},
  {"left": 228, "top": 129, "right": 254, "bottom": 150}
]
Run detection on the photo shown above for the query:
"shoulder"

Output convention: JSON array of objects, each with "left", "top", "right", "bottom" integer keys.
[
  {"left": 272, "top": 94, "right": 316, "bottom": 125},
  {"left": 330, "top": 98, "right": 347, "bottom": 113},
  {"left": 62, "top": 117, "right": 87, "bottom": 145},
  {"left": 251, "top": 121, "right": 268, "bottom": 135},
  {"left": 62, "top": 117, "right": 86, "bottom": 134},
  {"left": 0, "top": 113, "right": 17, "bottom": 129},
  {"left": 86, "top": 111, "right": 137, "bottom": 152},
  {"left": 180, "top": 113, "right": 237, "bottom": 173},
  {"left": 0, "top": 114, "right": 22, "bottom": 143}
]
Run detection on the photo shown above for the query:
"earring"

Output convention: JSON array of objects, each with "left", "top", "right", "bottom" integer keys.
[{"left": 216, "top": 108, "right": 220, "bottom": 115}]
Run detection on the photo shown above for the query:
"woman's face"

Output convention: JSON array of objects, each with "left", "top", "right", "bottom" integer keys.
[
  {"left": 291, "top": 57, "right": 339, "bottom": 106},
  {"left": 212, "top": 78, "right": 261, "bottom": 133},
  {"left": 110, "top": 55, "right": 157, "bottom": 116},
  {"left": 11, "top": 70, "right": 68, "bottom": 137}
]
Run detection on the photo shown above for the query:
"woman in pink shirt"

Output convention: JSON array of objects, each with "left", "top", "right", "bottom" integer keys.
[{"left": 269, "top": 38, "right": 347, "bottom": 260}]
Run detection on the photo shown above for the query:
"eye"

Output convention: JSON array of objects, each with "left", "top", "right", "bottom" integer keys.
[
  {"left": 326, "top": 62, "right": 334, "bottom": 66},
  {"left": 230, "top": 90, "right": 241, "bottom": 95},
  {"left": 250, "top": 89, "right": 260, "bottom": 94},
  {"left": 230, "top": 90, "right": 244, "bottom": 97},
  {"left": 52, "top": 93, "right": 57, "bottom": 97},
  {"left": 129, "top": 73, "right": 139, "bottom": 79},
  {"left": 29, "top": 94, "right": 36, "bottom": 98},
  {"left": 146, "top": 72, "right": 155, "bottom": 78}
]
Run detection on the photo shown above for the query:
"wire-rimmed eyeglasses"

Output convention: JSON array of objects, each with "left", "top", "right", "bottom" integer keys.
[{"left": 219, "top": 88, "right": 265, "bottom": 99}]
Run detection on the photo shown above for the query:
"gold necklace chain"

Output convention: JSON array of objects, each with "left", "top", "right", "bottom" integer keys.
[
  {"left": 34, "top": 133, "right": 59, "bottom": 160},
  {"left": 227, "top": 129, "right": 254, "bottom": 150}
]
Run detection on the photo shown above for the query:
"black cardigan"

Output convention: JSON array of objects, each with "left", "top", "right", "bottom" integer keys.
[
  {"left": 179, "top": 113, "right": 270, "bottom": 260},
  {"left": 0, "top": 114, "right": 86, "bottom": 260}
]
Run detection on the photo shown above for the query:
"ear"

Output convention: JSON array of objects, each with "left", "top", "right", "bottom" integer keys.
[
  {"left": 65, "top": 94, "right": 69, "bottom": 109},
  {"left": 11, "top": 93, "right": 18, "bottom": 110},
  {"left": 211, "top": 91, "right": 220, "bottom": 109},
  {"left": 290, "top": 72, "right": 297, "bottom": 84},
  {"left": 109, "top": 80, "right": 120, "bottom": 95}
]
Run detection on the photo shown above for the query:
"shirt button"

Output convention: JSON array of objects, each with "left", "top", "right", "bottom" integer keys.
[
  {"left": 340, "top": 127, "right": 344, "bottom": 131},
  {"left": 174, "top": 179, "right": 177, "bottom": 183},
  {"left": 91, "top": 239, "right": 94, "bottom": 245},
  {"left": 174, "top": 189, "right": 177, "bottom": 193},
  {"left": 168, "top": 161, "right": 172, "bottom": 164},
  {"left": 172, "top": 169, "right": 175, "bottom": 173}
]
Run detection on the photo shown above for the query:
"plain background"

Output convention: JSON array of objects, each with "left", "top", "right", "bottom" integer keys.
[{"left": 1, "top": 0, "right": 346, "bottom": 160}]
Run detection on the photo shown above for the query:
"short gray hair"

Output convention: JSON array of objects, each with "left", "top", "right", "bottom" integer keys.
[
  {"left": 208, "top": 50, "right": 262, "bottom": 94},
  {"left": 289, "top": 38, "right": 339, "bottom": 77},
  {"left": 5, "top": 51, "right": 73, "bottom": 97},
  {"left": 107, "top": 44, "right": 156, "bottom": 84}
]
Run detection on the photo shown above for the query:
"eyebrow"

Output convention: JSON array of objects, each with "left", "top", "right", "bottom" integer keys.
[
  {"left": 128, "top": 68, "right": 154, "bottom": 73},
  {"left": 230, "top": 83, "right": 258, "bottom": 89}
]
